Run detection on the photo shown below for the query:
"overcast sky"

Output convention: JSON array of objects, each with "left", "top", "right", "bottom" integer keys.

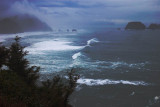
[{"left": 0, "top": 0, "right": 160, "bottom": 29}]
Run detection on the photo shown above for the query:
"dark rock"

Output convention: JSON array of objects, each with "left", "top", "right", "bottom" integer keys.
[
  {"left": 72, "top": 29, "right": 77, "bottom": 32},
  {"left": 148, "top": 24, "right": 160, "bottom": 29},
  {"left": 0, "top": 14, "right": 52, "bottom": 34},
  {"left": 125, "top": 22, "right": 146, "bottom": 30}
]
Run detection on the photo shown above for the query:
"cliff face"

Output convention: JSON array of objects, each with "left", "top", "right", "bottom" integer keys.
[
  {"left": 0, "top": 14, "right": 52, "bottom": 34},
  {"left": 125, "top": 22, "right": 146, "bottom": 30},
  {"left": 148, "top": 24, "right": 160, "bottom": 29}
]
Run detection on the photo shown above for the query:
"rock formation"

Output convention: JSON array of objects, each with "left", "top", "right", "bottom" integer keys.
[
  {"left": 148, "top": 24, "right": 160, "bottom": 29},
  {"left": 125, "top": 22, "right": 146, "bottom": 30}
]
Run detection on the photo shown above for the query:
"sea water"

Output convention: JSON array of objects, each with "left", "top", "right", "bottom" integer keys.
[{"left": 0, "top": 29, "right": 160, "bottom": 107}]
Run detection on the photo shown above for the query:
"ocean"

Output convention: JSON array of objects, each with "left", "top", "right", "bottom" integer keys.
[{"left": 0, "top": 28, "right": 160, "bottom": 107}]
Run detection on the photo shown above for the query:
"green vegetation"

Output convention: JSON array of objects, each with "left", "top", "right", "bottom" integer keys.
[{"left": 0, "top": 36, "right": 79, "bottom": 107}]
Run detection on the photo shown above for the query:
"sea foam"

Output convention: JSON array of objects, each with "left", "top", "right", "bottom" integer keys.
[
  {"left": 77, "top": 78, "right": 149, "bottom": 86},
  {"left": 0, "top": 31, "right": 52, "bottom": 42},
  {"left": 72, "top": 52, "right": 82, "bottom": 59},
  {"left": 87, "top": 38, "right": 99, "bottom": 46},
  {"left": 25, "top": 40, "right": 84, "bottom": 54}
]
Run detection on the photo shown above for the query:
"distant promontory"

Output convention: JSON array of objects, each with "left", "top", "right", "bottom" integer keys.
[
  {"left": 125, "top": 22, "right": 146, "bottom": 30},
  {"left": 0, "top": 14, "right": 52, "bottom": 34}
]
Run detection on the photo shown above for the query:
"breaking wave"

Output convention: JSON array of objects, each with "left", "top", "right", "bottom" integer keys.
[
  {"left": 25, "top": 40, "right": 84, "bottom": 54},
  {"left": 72, "top": 52, "right": 82, "bottom": 60},
  {"left": 77, "top": 78, "right": 150, "bottom": 86},
  {"left": 87, "top": 38, "right": 99, "bottom": 46}
]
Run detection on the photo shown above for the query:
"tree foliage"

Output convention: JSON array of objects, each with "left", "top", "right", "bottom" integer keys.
[
  {"left": 0, "top": 36, "right": 79, "bottom": 107},
  {"left": 7, "top": 36, "right": 39, "bottom": 85},
  {"left": 0, "top": 43, "right": 9, "bottom": 69},
  {"left": 41, "top": 69, "right": 79, "bottom": 107}
]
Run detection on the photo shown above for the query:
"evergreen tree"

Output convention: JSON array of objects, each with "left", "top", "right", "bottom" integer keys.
[
  {"left": 41, "top": 69, "right": 79, "bottom": 107},
  {"left": 0, "top": 43, "right": 9, "bottom": 69},
  {"left": 0, "top": 36, "right": 79, "bottom": 107},
  {"left": 7, "top": 36, "right": 39, "bottom": 85},
  {"left": 64, "top": 69, "right": 80, "bottom": 107}
]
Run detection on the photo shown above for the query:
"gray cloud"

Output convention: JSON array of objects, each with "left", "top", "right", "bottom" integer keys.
[{"left": 0, "top": 0, "right": 160, "bottom": 29}]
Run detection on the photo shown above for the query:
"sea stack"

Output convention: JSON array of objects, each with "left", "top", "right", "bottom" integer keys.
[
  {"left": 125, "top": 22, "right": 146, "bottom": 30},
  {"left": 148, "top": 24, "right": 160, "bottom": 30},
  {"left": 72, "top": 29, "right": 77, "bottom": 32}
]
